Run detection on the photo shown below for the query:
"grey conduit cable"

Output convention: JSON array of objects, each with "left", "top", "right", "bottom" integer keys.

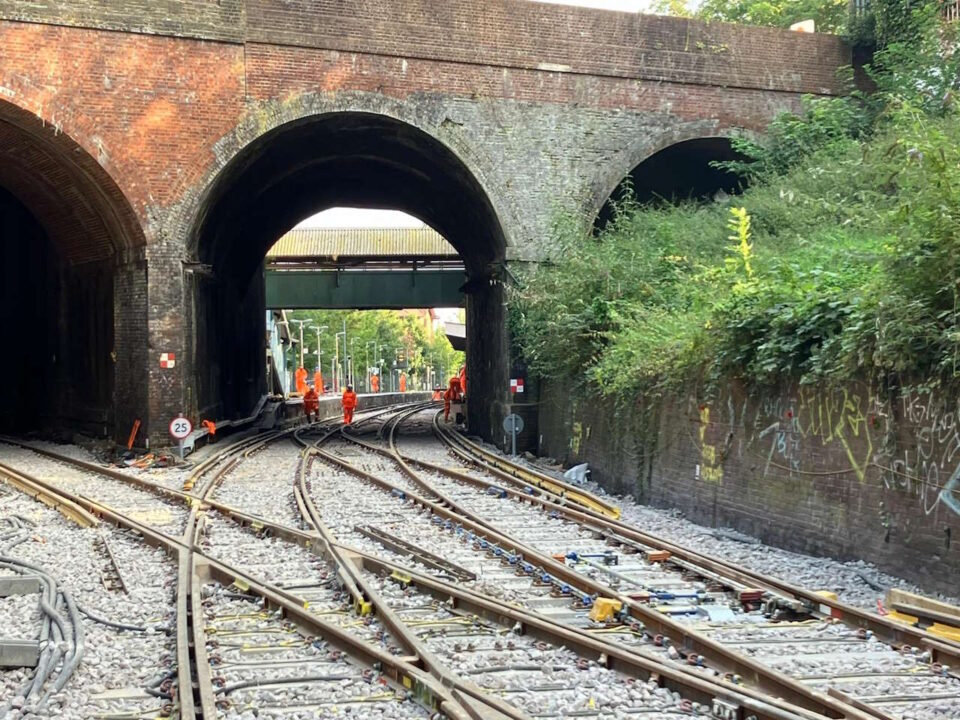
[
  {"left": 76, "top": 604, "right": 148, "bottom": 633},
  {"left": 39, "top": 588, "right": 84, "bottom": 706},
  {"left": 0, "top": 530, "right": 86, "bottom": 713}
]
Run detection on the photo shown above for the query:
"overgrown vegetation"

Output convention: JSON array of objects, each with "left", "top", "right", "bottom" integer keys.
[
  {"left": 652, "top": 0, "right": 849, "bottom": 34},
  {"left": 511, "top": 4, "right": 960, "bottom": 401}
]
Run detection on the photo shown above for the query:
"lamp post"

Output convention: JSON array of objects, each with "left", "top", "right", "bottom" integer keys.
[
  {"left": 342, "top": 319, "right": 348, "bottom": 390},
  {"left": 350, "top": 338, "right": 359, "bottom": 387},
  {"left": 291, "top": 318, "right": 309, "bottom": 369},
  {"left": 334, "top": 330, "right": 346, "bottom": 392},
  {"left": 310, "top": 325, "right": 328, "bottom": 369},
  {"left": 366, "top": 341, "right": 376, "bottom": 392}
]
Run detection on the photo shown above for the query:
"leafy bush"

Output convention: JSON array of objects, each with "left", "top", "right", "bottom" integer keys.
[{"left": 510, "top": 9, "right": 960, "bottom": 400}]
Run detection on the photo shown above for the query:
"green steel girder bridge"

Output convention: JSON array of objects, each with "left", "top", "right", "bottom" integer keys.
[{"left": 264, "top": 226, "right": 465, "bottom": 309}]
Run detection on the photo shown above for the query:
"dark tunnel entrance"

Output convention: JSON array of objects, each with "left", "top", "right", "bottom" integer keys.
[
  {"left": 189, "top": 113, "right": 508, "bottom": 438},
  {"left": 0, "top": 102, "right": 146, "bottom": 439},
  {"left": 595, "top": 137, "right": 746, "bottom": 231}
]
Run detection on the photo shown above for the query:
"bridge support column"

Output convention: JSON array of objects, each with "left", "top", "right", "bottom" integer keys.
[
  {"left": 113, "top": 250, "right": 149, "bottom": 447},
  {"left": 465, "top": 275, "right": 542, "bottom": 451},
  {"left": 465, "top": 280, "right": 507, "bottom": 443},
  {"left": 145, "top": 246, "right": 187, "bottom": 449}
]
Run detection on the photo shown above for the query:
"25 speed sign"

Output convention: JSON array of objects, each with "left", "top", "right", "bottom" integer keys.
[{"left": 169, "top": 416, "right": 193, "bottom": 440}]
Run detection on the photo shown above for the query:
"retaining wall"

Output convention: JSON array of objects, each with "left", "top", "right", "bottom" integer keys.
[{"left": 538, "top": 380, "right": 960, "bottom": 595}]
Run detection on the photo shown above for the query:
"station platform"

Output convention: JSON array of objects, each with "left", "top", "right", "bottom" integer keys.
[
  {"left": 182, "top": 392, "right": 433, "bottom": 454},
  {"left": 284, "top": 391, "right": 432, "bottom": 419}
]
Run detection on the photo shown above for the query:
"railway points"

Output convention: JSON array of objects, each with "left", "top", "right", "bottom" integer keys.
[{"left": 1, "top": 400, "right": 958, "bottom": 720}]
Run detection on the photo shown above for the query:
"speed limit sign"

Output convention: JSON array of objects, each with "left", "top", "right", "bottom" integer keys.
[{"left": 169, "top": 416, "right": 193, "bottom": 440}]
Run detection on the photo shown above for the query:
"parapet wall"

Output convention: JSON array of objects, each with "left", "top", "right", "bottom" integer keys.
[{"left": 538, "top": 380, "right": 960, "bottom": 595}]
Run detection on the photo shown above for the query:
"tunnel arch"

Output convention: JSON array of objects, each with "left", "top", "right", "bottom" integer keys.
[
  {"left": 187, "top": 109, "right": 509, "bottom": 436},
  {"left": 0, "top": 98, "right": 147, "bottom": 438},
  {"left": 591, "top": 128, "right": 750, "bottom": 231}
]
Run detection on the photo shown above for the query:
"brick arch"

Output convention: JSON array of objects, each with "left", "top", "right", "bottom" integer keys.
[
  {"left": 179, "top": 94, "right": 512, "bottom": 435},
  {"left": 166, "top": 92, "right": 518, "bottom": 261},
  {"left": 0, "top": 97, "right": 148, "bottom": 441},
  {"left": 588, "top": 122, "right": 755, "bottom": 226},
  {"left": 0, "top": 98, "right": 146, "bottom": 263}
]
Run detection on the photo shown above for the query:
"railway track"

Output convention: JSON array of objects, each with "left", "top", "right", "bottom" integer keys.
[
  {"left": 301, "top": 406, "right": 960, "bottom": 720},
  {"left": 0, "top": 404, "right": 465, "bottom": 720},
  {"left": 0, "top": 468, "right": 176, "bottom": 720},
  {"left": 0, "top": 404, "right": 813, "bottom": 720},
  {"left": 2, "top": 400, "right": 958, "bottom": 719}
]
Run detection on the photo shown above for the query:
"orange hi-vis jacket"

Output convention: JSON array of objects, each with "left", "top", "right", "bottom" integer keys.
[
  {"left": 341, "top": 390, "right": 358, "bottom": 410},
  {"left": 303, "top": 388, "right": 319, "bottom": 414}
]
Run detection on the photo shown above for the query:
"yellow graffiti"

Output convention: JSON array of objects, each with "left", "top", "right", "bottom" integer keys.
[
  {"left": 698, "top": 406, "right": 723, "bottom": 483},
  {"left": 571, "top": 422, "right": 583, "bottom": 456},
  {"left": 796, "top": 388, "right": 872, "bottom": 482}
]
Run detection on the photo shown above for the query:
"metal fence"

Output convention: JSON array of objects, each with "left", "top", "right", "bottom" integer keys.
[
  {"left": 946, "top": 0, "right": 960, "bottom": 23},
  {"left": 851, "top": 0, "right": 960, "bottom": 21}
]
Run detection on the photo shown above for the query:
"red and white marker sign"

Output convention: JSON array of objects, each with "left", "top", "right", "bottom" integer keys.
[
  {"left": 510, "top": 378, "right": 524, "bottom": 394},
  {"left": 169, "top": 416, "right": 192, "bottom": 440},
  {"left": 159, "top": 352, "right": 176, "bottom": 369}
]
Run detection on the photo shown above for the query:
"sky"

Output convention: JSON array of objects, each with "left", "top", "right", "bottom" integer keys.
[{"left": 296, "top": 208, "right": 424, "bottom": 229}]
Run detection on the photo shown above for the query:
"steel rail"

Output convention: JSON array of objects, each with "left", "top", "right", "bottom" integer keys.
[
  {"left": 293, "top": 434, "right": 532, "bottom": 720},
  {"left": 303, "top": 419, "right": 871, "bottom": 720},
  {"left": 0, "top": 458, "right": 473, "bottom": 720},
  {"left": 433, "top": 421, "right": 621, "bottom": 519},
  {"left": 339, "top": 544, "right": 829, "bottom": 720},
  {"left": 293, "top": 426, "right": 835, "bottom": 720},
  {"left": 2, "top": 405, "right": 939, "bottom": 720},
  {"left": 6, "top": 443, "right": 815, "bottom": 720},
  {"left": 431, "top": 417, "right": 960, "bottom": 666},
  {"left": 0, "top": 403, "right": 450, "bottom": 720}
]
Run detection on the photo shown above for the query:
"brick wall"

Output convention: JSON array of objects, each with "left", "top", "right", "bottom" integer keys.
[
  {"left": 114, "top": 252, "right": 149, "bottom": 447},
  {"left": 247, "top": 0, "right": 847, "bottom": 96},
  {"left": 0, "top": 0, "right": 244, "bottom": 41},
  {"left": 538, "top": 380, "right": 960, "bottom": 595},
  {"left": 0, "top": 3, "right": 851, "bottom": 446}
]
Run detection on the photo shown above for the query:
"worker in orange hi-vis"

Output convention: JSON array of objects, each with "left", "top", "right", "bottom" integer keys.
[
  {"left": 303, "top": 385, "right": 320, "bottom": 423},
  {"left": 201, "top": 419, "right": 217, "bottom": 443},
  {"left": 370, "top": 373, "right": 380, "bottom": 394},
  {"left": 342, "top": 384, "right": 358, "bottom": 425},
  {"left": 313, "top": 370, "right": 323, "bottom": 395},
  {"left": 295, "top": 367, "right": 308, "bottom": 396},
  {"left": 458, "top": 365, "right": 467, "bottom": 396},
  {"left": 443, "top": 377, "right": 463, "bottom": 422},
  {"left": 399, "top": 373, "right": 407, "bottom": 393}
]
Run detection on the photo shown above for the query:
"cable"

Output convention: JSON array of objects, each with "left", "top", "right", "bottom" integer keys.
[{"left": 76, "top": 604, "right": 148, "bottom": 633}]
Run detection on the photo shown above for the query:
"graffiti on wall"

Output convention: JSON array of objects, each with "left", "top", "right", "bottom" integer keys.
[
  {"left": 692, "top": 385, "right": 960, "bottom": 519},
  {"left": 696, "top": 404, "right": 724, "bottom": 483}
]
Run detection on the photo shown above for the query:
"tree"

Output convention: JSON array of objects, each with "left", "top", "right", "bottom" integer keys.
[
  {"left": 285, "top": 309, "right": 462, "bottom": 391},
  {"left": 652, "top": 0, "right": 849, "bottom": 34}
]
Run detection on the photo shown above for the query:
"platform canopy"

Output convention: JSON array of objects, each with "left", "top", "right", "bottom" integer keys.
[{"left": 265, "top": 227, "right": 465, "bottom": 309}]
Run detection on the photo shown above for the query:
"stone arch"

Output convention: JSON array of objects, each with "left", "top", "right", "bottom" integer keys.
[
  {"left": 590, "top": 123, "right": 752, "bottom": 230},
  {"left": 180, "top": 98, "right": 511, "bottom": 438},
  {"left": 164, "top": 92, "right": 519, "bottom": 258},
  {"left": 0, "top": 98, "right": 148, "bottom": 439}
]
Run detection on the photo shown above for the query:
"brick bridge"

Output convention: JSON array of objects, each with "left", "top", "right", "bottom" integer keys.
[{"left": 0, "top": 1, "right": 848, "bottom": 446}]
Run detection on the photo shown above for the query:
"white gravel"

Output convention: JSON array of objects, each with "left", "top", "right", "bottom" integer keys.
[
  {"left": 202, "top": 583, "right": 430, "bottom": 719},
  {"left": 210, "top": 439, "right": 305, "bottom": 527},
  {"left": 0, "top": 443, "right": 188, "bottom": 536},
  {"left": 0, "top": 482, "right": 176, "bottom": 720}
]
